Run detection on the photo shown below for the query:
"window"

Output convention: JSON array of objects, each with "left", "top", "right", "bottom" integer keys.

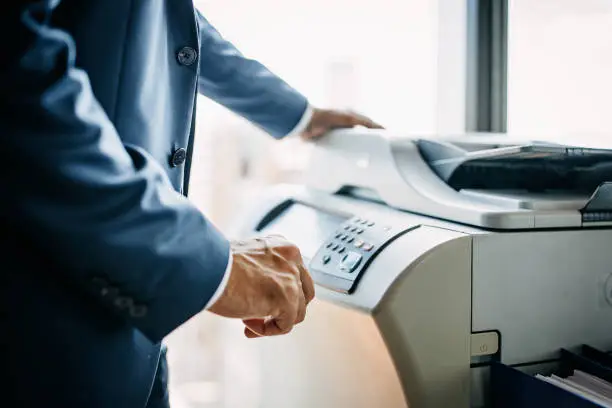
[
  {"left": 166, "top": 1, "right": 462, "bottom": 407},
  {"left": 507, "top": 0, "right": 612, "bottom": 147},
  {"left": 187, "top": 0, "right": 466, "bottom": 229}
]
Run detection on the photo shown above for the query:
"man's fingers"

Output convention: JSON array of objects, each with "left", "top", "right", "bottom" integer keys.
[
  {"left": 359, "top": 118, "right": 384, "bottom": 129},
  {"left": 244, "top": 295, "right": 306, "bottom": 337},
  {"left": 244, "top": 325, "right": 261, "bottom": 339},
  {"left": 334, "top": 111, "right": 384, "bottom": 130},
  {"left": 244, "top": 320, "right": 263, "bottom": 339},
  {"left": 243, "top": 318, "right": 265, "bottom": 335},
  {"left": 336, "top": 112, "right": 356, "bottom": 127},
  {"left": 302, "top": 109, "right": 384, "bottom": 141},
  {"left": 243, "top": 303, "right": 297, "bottom": 338},
  {"left": 295, "top": 288, "right": 306, "bottom": 324},
  {"left": 273, "top": 307, "right": 296, "bottom": 334},
  {"left": 243, "top": 318, "right": 276, "bottom": 338},
  {"left": 298, "top": 264, "right": 315, "bottom": 305},
  {"left": 227, "top": 236, "right": 313, "bottom": 339},
  {"left": 243, "top": 318, "right": 294, "bottom": 338},
  {"left": 347, "top": 111, "right": 384, "bottom": 129}
]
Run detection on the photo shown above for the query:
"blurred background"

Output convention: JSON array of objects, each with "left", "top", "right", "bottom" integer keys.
[{"left": 165, "top": 0, "right": 612, "bottom": 406}]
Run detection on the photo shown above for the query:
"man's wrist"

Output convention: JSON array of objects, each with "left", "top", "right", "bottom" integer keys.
[
  {"left": 283, "top": 103, "right": 314, "bottom": 138},
  {"left": 204, "top": 251, "right": 233, "bottom": 310}
]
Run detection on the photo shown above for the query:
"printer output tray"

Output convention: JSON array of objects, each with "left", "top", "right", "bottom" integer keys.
[{"left": 417, "top": 140, "right": 612, "bottom": 193}]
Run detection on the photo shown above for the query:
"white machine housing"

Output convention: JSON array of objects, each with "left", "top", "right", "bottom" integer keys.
[
  {"left": 226, "top": 131, "right": 612, "bottom": 408},
  {"left": 303, "top": 129, "right": 612, "bottom": 230}
]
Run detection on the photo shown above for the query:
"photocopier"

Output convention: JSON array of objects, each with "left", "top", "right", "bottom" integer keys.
[{"left": 228, "top": 129, "right": 612, "bottom": 408}]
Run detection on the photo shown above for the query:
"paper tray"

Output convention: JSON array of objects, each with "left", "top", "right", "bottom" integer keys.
[
  {"left": 491, "top": 363, "right": 600, "bottom": 408},
  {"left": 490, "top": 346, "right": 612, "bottom": 408}
]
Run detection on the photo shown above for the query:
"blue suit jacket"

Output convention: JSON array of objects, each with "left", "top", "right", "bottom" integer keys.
[{"left": 0, "top": 1, "right": 307, "bottom": 407}]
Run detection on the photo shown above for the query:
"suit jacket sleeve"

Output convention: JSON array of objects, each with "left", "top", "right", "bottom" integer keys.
[
  {"left": 195, "top": 11, "right": 309, "bottom": 138},
  {"left": 0, "top": 1, "right": 230, "bottom": 344}
]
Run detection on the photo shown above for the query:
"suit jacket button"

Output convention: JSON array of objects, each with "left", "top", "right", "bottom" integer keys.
[
  {"left": 177, "top": 46, "right": 198, "bottom": 66},
  {"left": 170, "top": 147, "right": 187, "bottom": 167},
  {"left": 130, "top": 305, "right": 148, "bottom": 318},
  {"left": 114, "top": 296, "right": 133, "bottom": 309},
  {"left": 101, "top": 286, "right": 119, "bottom": 297}
]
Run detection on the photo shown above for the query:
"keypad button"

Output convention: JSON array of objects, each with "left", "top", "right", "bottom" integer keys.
[
  {"left": 354, "top": 240, "right": 364, "bottom": 248},
  {"left": 322, "top": 254, "right": 331, "bottom": 264},
  {"left": 356, "top": 228, "right": 364, "bottom": 234},
  {"left": 339, "top": 252, "right": 363, "bottom": 273},
  {"left": 344, "top": 225, "right": 351, "bottom": 230},
  {"left": 340, "top": 235, "right": 348, "bottom": 241},
  {"left": 326, "top": 242, "right": 333, "bottom": 249},
  {"left": 367, "top": 221, "right": 375, "bottom": 227},
  {"left": 362, "top": 243, "right": 374, "bottom": 252},
  {"left": 335, "top": 233, "right": 343, "bottom": 239},
  {"left": 350, "top": 227, "right": 358, "bottom": 233},
  {"left": 332, "top": 243, "right": 340, "bottom": 251},
  {"left": 347, "top": 237, "right": 355, "bottom": 244}
]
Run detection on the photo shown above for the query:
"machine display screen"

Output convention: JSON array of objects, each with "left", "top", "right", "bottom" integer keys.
[{"left": 259, "top": 202, "right": 349, "bottom": 260}]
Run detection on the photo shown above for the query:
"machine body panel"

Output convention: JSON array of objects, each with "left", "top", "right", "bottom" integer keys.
[{"left": 227, "top": 130, "right": 612, "bottom": 407}]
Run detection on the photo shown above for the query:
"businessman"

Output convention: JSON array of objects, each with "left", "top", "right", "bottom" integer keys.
[{"left": 1, "top": 1, "right": 381, "bottom": 407}]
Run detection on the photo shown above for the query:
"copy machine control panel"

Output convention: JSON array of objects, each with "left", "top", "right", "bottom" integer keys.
[{"left": 310, "top": 216, "right": 418, "bottom": 293}]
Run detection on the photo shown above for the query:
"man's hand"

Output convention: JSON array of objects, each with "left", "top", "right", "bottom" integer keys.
[
  {"left": 300, "top": 108, "right": 384, "bottom": 141},
  {"left": 208, "top": 235, "right": 315, "bottom": 338}
]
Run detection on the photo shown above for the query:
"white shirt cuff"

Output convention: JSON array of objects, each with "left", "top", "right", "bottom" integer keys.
[
  {"left": 283, "top": 103, "right": 314, "bottom": 138},
  {"left": 204, "top": 251, "right": 233, "bottom": 310}
]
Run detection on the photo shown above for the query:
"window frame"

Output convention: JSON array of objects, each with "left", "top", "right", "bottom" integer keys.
[{"left": 465, "top": 0, "right": 508, "bottom": 133}]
